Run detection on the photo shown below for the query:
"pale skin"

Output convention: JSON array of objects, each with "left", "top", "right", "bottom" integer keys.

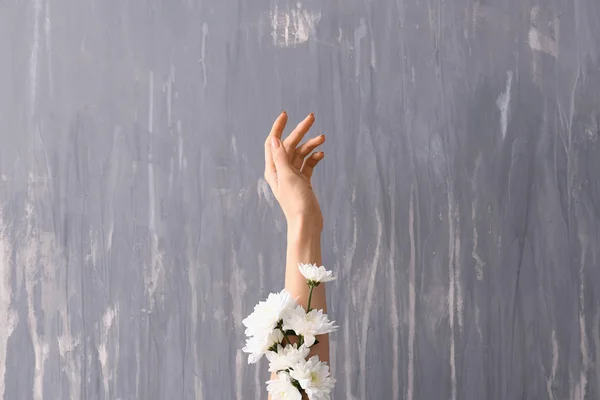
[{"left": 264, "top": 111, "right": 329, "bottom": 399}]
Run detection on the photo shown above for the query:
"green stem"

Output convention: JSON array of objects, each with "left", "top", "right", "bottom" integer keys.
[
  {"left": 280, "top": 328, "right": 292, "bottom": 346},
  {"left": 307, "top": 285, "right": 315, "bottom": 312}
]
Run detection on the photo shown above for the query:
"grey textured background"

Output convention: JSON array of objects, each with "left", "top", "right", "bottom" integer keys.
[{"left": 1, "top": 0, "right": 599, "bottom": 399}]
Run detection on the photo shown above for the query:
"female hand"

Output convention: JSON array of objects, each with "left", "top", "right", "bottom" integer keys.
[{"left": 264, "top": 111, "right": 326, "bottom": 231}]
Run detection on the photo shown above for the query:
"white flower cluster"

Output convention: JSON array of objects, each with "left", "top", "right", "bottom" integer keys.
[{"left": 242, "top": 263, "right": 338, "bottom": 400}]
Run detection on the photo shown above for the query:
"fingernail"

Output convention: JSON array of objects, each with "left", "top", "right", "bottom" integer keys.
[
  {"left": 309, "top": 112, "right": 315, "bottom": 118},
  {"left": 271, "top": 136, "right": 280, "bottom": 149},
  {"left": 282, "top": 110, "right": 287, "bottom": 115}
]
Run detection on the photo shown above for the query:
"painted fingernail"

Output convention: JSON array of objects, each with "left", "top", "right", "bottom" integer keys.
[{"left": 271, "top": 136, "right": 280, "bottom": 149}]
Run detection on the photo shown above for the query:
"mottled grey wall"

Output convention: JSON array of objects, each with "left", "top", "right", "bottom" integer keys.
[{"left": 1, "top": 0, "right": 599, "bottom": 399}]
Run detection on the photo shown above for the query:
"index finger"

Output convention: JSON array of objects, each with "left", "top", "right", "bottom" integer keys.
[
  {"left": 265, "top": 111, "right": 288, "bottom": 180},
  {"left": 269, "top": 111, "right": 288, "bottom": 139}
]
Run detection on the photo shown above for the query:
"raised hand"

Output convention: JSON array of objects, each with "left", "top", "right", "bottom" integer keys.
[{"left": 264, "top": 111, "right": 326, "bottom": 231}]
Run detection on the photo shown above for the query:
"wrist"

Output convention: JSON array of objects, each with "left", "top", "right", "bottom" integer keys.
[
  {"left": 287, "top": 216, "right": 323, "bottom": 242},
  {"left": 286, "top": 218, "right": 322, "bottom": 267}
]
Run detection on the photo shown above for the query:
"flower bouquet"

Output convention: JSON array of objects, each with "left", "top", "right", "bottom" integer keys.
[{"left": 242, "top": 263, "right": 337, "bottom": 400}]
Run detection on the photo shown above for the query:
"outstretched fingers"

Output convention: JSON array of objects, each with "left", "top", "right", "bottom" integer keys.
[
  {"left": 283, "top": 113, "right": 315, "bottom": 157},
  {"left": 292, "top": 134, "right": 326, "bottom": 169},
  {"left": 301, "top": 152, "right": 325, "bottom": 179}
]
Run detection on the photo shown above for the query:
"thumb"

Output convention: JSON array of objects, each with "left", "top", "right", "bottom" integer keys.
[{"left": 270, "top": 136, "right": 292, "bottom": 175}]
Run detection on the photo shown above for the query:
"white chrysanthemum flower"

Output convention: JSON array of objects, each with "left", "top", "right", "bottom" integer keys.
[
  {"left": 243, "top": 289, "right": 297, "bottom": 338},
  {"left": 243, "top": 329, "right": 284, "bottom": 364},
  {"left": 266, "top": 344, "right": 311, "bottom": 372},
  {"left": 298, "top": 263, "right": 336, "bottom": 285},
  {"left": 267, "top": 372, "right": 303, "bottom": 400},
  {"left": 289, "top": 356, "right": 336, "bottom": 400},
  {"left": 283, "top": 306, "right": 338, "bottom": 347}
]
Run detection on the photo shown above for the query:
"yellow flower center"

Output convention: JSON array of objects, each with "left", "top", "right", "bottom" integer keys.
[{"left": 311, "top": 371, "right": 318, "bottom": 382}]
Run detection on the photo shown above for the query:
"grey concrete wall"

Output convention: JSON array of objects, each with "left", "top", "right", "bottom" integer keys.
[{"left": 1, "top": 0, "right": 599, "bottom": 399}]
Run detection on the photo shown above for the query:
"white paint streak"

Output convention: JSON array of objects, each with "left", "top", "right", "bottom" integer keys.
[
  {"left": 345, "top": 187, "right": 358, "bottom": 273},
  {"left": 455, "top": 215, "right": 464, "bottom": 332},
  {"left": 370, "top": 40, "right": 376, "bottom": 71},
  {"left": 231, "top": 249, "right": 246, "bottom": 400},
  {"left": 254, "top": 352, "right": 261, "bottom": 400},
  {"left": 271, "top": 3, "right": 321, "bottom": 47},
  {"left": 574, "top": 238, "right": 589, "bottom": 400},
  {"left": 470, "top": 154, "right": 484, "bottom": 282},
  {"left": 19, "top": 171, "right": 83, "bottom": 400},
  {"left": 528, "top": 27, "right": 557, "bottom": 56},
  {"left": 594, "top": 311, "right": 600, "bottom": 398},
  {"left": 168, "top": 157, "right": 174, "bottom": 191},
  {"left": 177, "top": 120, "right": 184, "bottom": 171},
  {"left": 149, "top": 71, "right": 154, "bottom": 134},
  {"left": 186, "top": 228, "right": 204, "bottom": 400},
  {"left": 496, "top": 71, "right": 513, "bottom": 139},
  {"left": 360, "top": 207, "right": 382, "bottom": 400},
  {"left": 44, "top": 0, "right": 53, "bottom": 97},
  {"left": 105, "top": 128, "right": 122, "bottom": 256},
  {"left": 235, "top": 350, "right": 243, "bottom": 400},
  {"left": 231, "top": 135, "right": 238, "bottom": 158},
  {"left": 475, "top": 304, "right": 482, "bottom": 339},
  {"left": 343, "top": 188, "right": 357, "bottom": 400},
  {"left": 22, "top": 195, "right": 50, "bottom": 400},
  {"left": 200, "top": 23, "right": 208, "bottom": 87},
  {"left": 135, "top": 348, "right": 140, "bottom": 399},
  {"left": 98, "top": 306, "right": 119, "bottom": 399},
  {"left": 29, "top": 0, "right": 43, "bottom": 114},
  {"left": 407, "top": 187, "right": 416, "bottom": 400},
  {"left": 472, "top": 202, "right": 484, "bottom": 280},
  {"left": 551, "top": 329, "right": 559, "bottom": 380},
  {"left": 528, "top": 7, "right": 558, "bottom": 57},
  {"left": 146, "top": 71, "right": 164, "bottom": 310},
  {"left": 388, "top": 184, "right": 399, "bottom": 400},
  {"left": 257, "top": 178, "right": 275, "bottom": 207},
  {"left": 0, "top": 210, "right": 18, "bottom": 400},
  {"left": 344, "top": 306, "right": 354, "bottom": 400},
  {"left": 257, "top": 252, "right": 265, "bottom": 303},
  {"left": 230, "top": 249, "right": 247, "bottom": 330},
  {"left": 87, "top": 229, "right": 99, "bottom": 266},
  {"left": 166, "top": 65, "right": 174, "bottom": 127},
  {"left": 354, "top": 18, "right": 368, "bottom": 77},
  {"left": 546, "top": 330, "right": 558, "bottom": 400},
  {"left": 448, "top": 198, "right": 457, "bottom": 400}
]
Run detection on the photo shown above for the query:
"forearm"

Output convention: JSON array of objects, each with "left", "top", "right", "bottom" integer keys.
[
  {"left": 269, "top": 218, "right": 329, "bottom": 399},
  {"left": 285, "top": 217, "right": 329, "bottom": 361}
]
